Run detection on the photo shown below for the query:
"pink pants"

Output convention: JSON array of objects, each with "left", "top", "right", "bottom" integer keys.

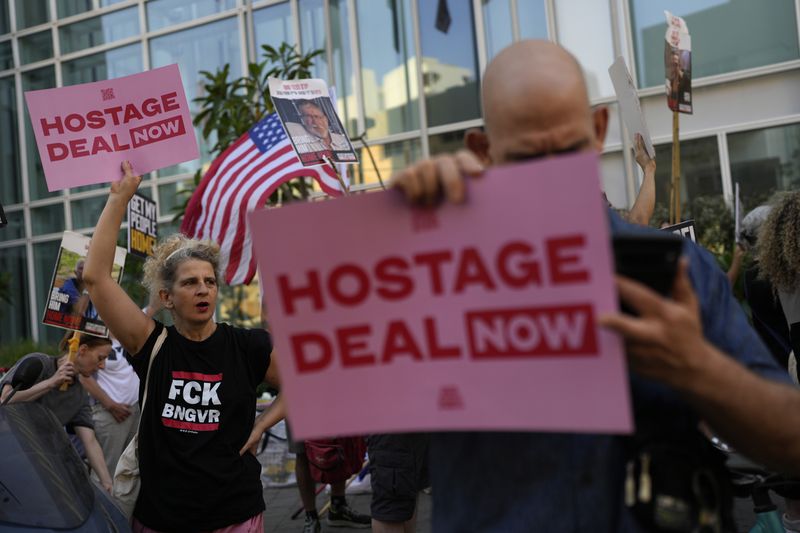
[{"left": 132, "top": 513, "right": 263, "bottom": 533}]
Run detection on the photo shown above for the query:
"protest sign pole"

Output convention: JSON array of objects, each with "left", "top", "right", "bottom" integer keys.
[
  {"left": 323, "top": 156, "right": 350, "bottom": 196},
  {"left": 671, "top": 110, "right": 681, "bottom": 224},
  {"left": 59, "top": 331, "right": 81, "bottom": 391}
]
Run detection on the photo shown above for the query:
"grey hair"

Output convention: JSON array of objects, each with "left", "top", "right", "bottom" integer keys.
[{"left": 142, "top": 234, "right": 221, "bottom": 295}]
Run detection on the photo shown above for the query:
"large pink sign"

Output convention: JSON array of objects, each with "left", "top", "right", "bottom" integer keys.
[
  {"left": 251, "top": 153, "right": 632, "bottom": 439},
  {"left": 25, "top": 64, "right": 199, "bottom": 191}
]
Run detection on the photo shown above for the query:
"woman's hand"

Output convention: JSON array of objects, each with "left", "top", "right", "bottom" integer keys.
[
  {"left": 49, "top": 361, "right": 76, "bottom": 388},
  {"left": 109, "top": 160, "right": 142, "bottom": 201}
]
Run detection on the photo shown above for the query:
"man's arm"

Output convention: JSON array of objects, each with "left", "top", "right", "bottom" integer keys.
[
  {"left": 75, "top": 426, "right": 113, "bottom": 492},
  {"left": 626, "top": 134, "right": 656, "bottom": 226},
  {"left": 79, "top": 374, "right": 131, "bottom": 423},
  {"left": 600, "top": 259, "right": 800, "bottom": 475}
]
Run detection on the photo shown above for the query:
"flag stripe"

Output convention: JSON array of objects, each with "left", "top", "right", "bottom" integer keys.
[{"left": 181, "top": 112, "right": 349, "bottom": 285}]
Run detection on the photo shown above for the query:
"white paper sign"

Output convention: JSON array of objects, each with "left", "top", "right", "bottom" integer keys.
[{"left": 608, "top": 56, "right": 655, "bottom": 159}]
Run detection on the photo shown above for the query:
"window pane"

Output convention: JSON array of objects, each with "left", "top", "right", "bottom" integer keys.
[
  {"left": 0, "top": 246, "right": 31, "bottom": 342},
  {"left": 56, "top": 0, "right": 93, "bottom": 19},
  {"left": 418, "top": 0, "right": 480, "bottom": 127},
  {"left": 15, "top": 0, "right": 50, "bottom": 29},
  {"left": 70, "top": 195, "right": 108, "bottom": 230},
  {"left": 147, "top": 0, "right": 237, "bottom": 32},
  {"left": 0, "top": 41, "right": 12, "bottom": 70},
  {"left": 482, "top": 0, "right": 513, "bottom": 60},
  {"left": 31, "top": 203, "right": 65, "bottom": 235},
  {"left": 429, "top": 128, "right": 467, "bottom": 155},
  {"left": 0, "top": 2, "right": 9, "bottom": 35},
  {"left": 34, "top": 240, "right": 64, "bottom": 345},
  {"left": 553, "top": 0, "right": 614, "bottom": 98},
  {"left": 0, "top": 76, "right": 21, "bottom": 204},
  {"left": 101, "top": 0, "right": 128, "bottom": 6},
  {"left": 22, "top": 66, "right": 60, "bottom": 201},
  {"left": 356, "top": 0, "right": 419, "bottom": 137},
  {"left": 600, "top": 152, "right": 626, "bottom": 209},
  {"left": 150, "top": 17, "right": 241, "bottom": 177},
  {"left": 254, "top": 2, "right": 295, "bottom": 54},
  {"left": 0, "top": 209, "right": 24, "bottom": 241},
  {"left": 62, "top": 43, "right": 143, "bottom": 86},
  {"left": 299, "top": 0, "right": 328, "bottom": 80},
  {"left": 517, "top": 0, "right": 548, "bottom": 40},
  {"left": 59, "top": 7, "right": 140, "bottom": 55},
  {"left": 158, "top": 180, "right": 193, "bottom": 217},
  {"left": 653, "top": 136, "right": 722, "bottom": 223},
  {"left": 330, "top": 0, "right": 358, "bottom": 136},
  {"left": 630, "top": 0, "right": 800, "bottom": 88},
  {"left": 354, "top": 139, "right": 421, "bottom": 186},
  {"left": 729, "top": 123, "right": 800, "bottom": 212},
  {"left": 19, "top": 30, "right": 53, "bottom": 64}
]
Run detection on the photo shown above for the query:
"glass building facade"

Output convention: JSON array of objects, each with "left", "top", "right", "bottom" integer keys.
[{"left": 1, "top": 0, "right": 800, "bottom": 343}]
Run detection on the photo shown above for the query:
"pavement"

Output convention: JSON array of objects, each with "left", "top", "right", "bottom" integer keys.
[{"left": 261, "top": 485, "right": 432, "bottom": 533}]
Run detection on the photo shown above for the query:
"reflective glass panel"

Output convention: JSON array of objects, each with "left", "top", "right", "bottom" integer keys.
[
  {"left": 356, "top": 0, "right": 418, "bottom": 137},
  {"left": 652, "top": 136, "right": 722, "bottom": 224},
  {"left": 23, "top": 66, "right": 60, "bottom": 200},
  {"left": 0, "top": 209, "right": 24, "bottom": 241},
  {"left": 253, "top": 2, "right": 295, "bottom": 54},
  {"left": 147, "top": 0, "right": 237, "bottom": 31},
  {"left": 553, "top": 0, "right": 614, "bottom": 98},
  {"left": 517, "top": 0, "right": 548, "bottom": 40},
  {"left": 31, "top": 203, "right": 65, "bottom": 235},
  {"left": 15, "top": 0, "right": 50, "bottom": 29},
  {"left": 60, "top": 7, "right": 139, "bottom": 55},
  {"left": 70, "top": 195, "right": 108, "bottom": 230},
  {"left": 62, "top": 43, "right": 142, "bottom": 86},
  {"left": 158, "top": 180, "right": 194, "bottom": 217},
  {"left": 353, "top": 138, "right": 421, "bottom": 186},
  {"left": 630, "top": 0, "right": 800, "bottom": 88},
  {"left": 0, "top": 41, "right": 12, "bottom": 70},
  {"left": 330, "top": 0, "right": 358, "bottom": 136},
  {"left": 0, "top": 246, "right": 32, "bottom": 342},
  {"left": 429, "top": 129, "right": 467, "bottom": 155},
  {"left": 0, "top": 76, "right": 21, "bottom": 204},
  {"left": 482, "top": 0, "right": 513, "bottom": 60},
  {"left": 34, "top": 240, "right": 64, "bottom": 344},
  {"left": 0, "top": 2, "right": 9, "bottom": 35},
  {"left": 418, "top": 0, "right": 480, "bottom": 127},
  {"left": 600, "top": 152, "right": 627, "bottom": 209},
  {"left": 150, "top": 17, "right": 241, "bottom": 176},
  {"left": 101, "top": 0, "right": 128, "bottom": 6},
  {"left": 56, "top": 0, "right": 93, "bottom": 19},
  {"left": 19, "top": 30, "right": 53, "bottom": 64},
  {"left": 299, "top": 0, "right": 328, "bottom": 80},
  {"left": 729, "top": 123, "right": 800, "bottom": 213}
]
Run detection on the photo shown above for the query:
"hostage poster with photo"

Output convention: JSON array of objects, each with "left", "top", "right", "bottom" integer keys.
[
  {"left": 43, "top": 231, "right": 126, "bottom": 337},
  {"left": 664, "top": 11, "right": 692, "bottom": 114},
  {"left": 268, "top": 78, "right": 358, "bottom": 166}
]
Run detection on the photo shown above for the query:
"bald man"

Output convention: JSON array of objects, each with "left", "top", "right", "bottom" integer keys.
[{"left": 392, "top": 40, "right": 799, "bottom": 532}]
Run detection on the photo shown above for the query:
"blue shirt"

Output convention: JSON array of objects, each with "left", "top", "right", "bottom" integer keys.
[{"left": 429, "top": 211, "right": 790, "bottom": 532}]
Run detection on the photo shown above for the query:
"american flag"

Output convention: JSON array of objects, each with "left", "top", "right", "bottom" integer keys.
[{"left": 180, "top": 113, "right": 348, "bottom": 285}]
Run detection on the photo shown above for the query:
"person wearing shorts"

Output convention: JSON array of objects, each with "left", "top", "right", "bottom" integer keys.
[{"left": 367, "top": 433, "right": 429, "bottom": 532}]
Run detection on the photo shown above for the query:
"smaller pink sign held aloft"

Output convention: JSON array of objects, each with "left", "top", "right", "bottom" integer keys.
[
  {"left": 251, "top": 152, "right": 632, "bottom": 440},
  {"left": 25, "top": 64, "right": 199, "bottom": 191}
]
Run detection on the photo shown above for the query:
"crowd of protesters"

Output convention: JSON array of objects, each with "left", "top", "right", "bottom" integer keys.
[{"left": 6, "top": 38, "right": 800, "bottom": 533}]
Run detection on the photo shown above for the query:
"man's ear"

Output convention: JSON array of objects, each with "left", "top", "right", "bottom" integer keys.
[
  {"left": 464, "top": 128, "right": 491, "bottom": 165},
  {"left": 591, "top": 106, "right": 609, "bottom": 153}
]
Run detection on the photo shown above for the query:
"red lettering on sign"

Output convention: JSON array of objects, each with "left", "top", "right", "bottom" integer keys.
[
  {"left": 382, "top": 320, "right": 423, "bottom": 363},
  {"left": 337, "top": 325, "right": 375, "bottom": 368},
  {"left": 413, "top": 250, "right": 452, "bottom": 295},
  {"left": 375, "top": 257, "right": 413, "bottom": 300},
  {"left": 547, "top": 235, "right": 589, "bottom": 284},
  {"left": 438, "top": 385, "right": 464, "bottom": 410},
  {"left": 328, "top": 264, "right": 370, "bottom": 307},
  {"left": 279, "top": 271, "right": 323, "bottom": 315},
  {"left": 291, "top": 332, "right": 331, "bottom": 372},
  {"left": 453, "top": 247, "right": 496, "bottom": 293},
  {"left": 129, "top": 115, "right": 186, "bottom": 148},
  {"left": 466, "top": 304, "right": 597, "bottom": 359}
]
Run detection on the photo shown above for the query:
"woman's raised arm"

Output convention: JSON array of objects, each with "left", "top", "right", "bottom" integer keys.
[{"left": 83, "top": 161, "right": 155, "bottom": 354}]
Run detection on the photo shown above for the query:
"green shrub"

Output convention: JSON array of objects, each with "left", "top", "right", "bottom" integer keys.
[{"left": 0, "top": 339, "right": 58, "bottom": 370}]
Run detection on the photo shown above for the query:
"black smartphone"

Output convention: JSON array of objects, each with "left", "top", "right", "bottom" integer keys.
[{"left": 613, "top": 233, "right": 684, "bottom": 307}]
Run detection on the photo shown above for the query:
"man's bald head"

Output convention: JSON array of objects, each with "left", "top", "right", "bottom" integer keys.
[{"left": 467, "top": 40, "right": 606, "bottom": 166}]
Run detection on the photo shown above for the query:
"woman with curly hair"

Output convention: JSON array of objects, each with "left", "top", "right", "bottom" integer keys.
[
  {"left": 757, "top": 192, "right": 800, "bottom": 379},
  {"left": 83, "top": 161, "right": 284, "bottom": 532}
]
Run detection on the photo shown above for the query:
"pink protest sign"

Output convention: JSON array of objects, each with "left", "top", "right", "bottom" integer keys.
[
  {"left": 24, "top": 64, "right": 199, "bottom": 191},
  {"left": 251, "top": 152, "right": 632, "bottom": 439}
]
